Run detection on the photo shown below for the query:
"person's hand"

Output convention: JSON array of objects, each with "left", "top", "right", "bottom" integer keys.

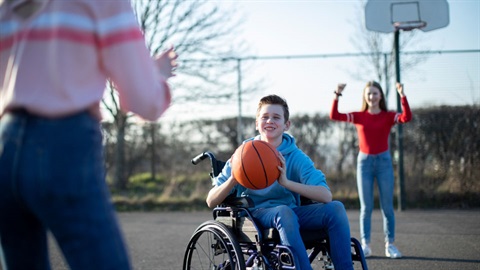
[
  {"left": 229, "top": 174, "right": 239, "bottom": 186},
  {"left": 276, "top": 153, "right": 289, "bottom": 187},
  {"left": 336, "top": 83, "right": 347, "bottom": 94},
  {"left": 154, "top": 45, "right": 178, "bottom": 79},
  {"left": 396, "top": 82, "right": 405, "bottom": 97}
]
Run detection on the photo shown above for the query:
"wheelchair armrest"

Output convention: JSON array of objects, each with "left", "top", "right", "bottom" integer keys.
[{"left": 222, "top": 196, "right": 255, "bottom": 208}]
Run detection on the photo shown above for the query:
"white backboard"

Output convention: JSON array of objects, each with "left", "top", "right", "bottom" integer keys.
[{"left": 365, "top": 0, "right": 450, "bottom": 33}]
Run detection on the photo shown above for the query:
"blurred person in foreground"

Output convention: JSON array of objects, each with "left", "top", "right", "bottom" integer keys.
[{"left": 0, "top": 0, "right": 177, "bottom": 269}]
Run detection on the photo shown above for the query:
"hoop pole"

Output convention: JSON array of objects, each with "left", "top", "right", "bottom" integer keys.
[
  {"left": 394, "top": 30, "right": 406, "bottom": 211},
  {"left": 237, "top": 59, "right": 243, "bottom": 146}
]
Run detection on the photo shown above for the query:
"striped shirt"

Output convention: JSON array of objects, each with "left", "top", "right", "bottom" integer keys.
[
  {"left": 0, "top": 0, "right": 171, "bottom": 120},
  {"left": 330, "top": 96, "right": 412, "bottom": 154}
]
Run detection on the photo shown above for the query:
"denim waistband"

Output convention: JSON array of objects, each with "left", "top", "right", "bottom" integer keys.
[
  {"left": 358, "top": 150, "right": 390, "bottom": 157},
  {"left": 3, "top": 108, "right": 92, "bottom": 122}
]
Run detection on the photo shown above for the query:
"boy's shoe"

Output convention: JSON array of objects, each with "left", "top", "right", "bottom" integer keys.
[
  {"left": 385, "top": 243, "right": 402, "bottom": 258},
  {"left": 361, "top": 243, "right": 372, "bottom": 257}
]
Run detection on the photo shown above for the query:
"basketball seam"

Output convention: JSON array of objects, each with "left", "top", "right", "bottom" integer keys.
[
  {"left": 265, "top": 142, "right": 280, "bottom": 181},
  {"left": 241, "top": 141, "right": 260, "bottom": 189},
  {"left": 252, "top": 141, "right": 269, "bottom": 188}
]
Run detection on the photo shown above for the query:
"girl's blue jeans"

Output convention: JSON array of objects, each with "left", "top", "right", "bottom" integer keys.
[
  {"left": 357, "top": 150, "right": 396, "bottom": 244},
  {"left": 0, "top": 110, "right": 131, "bottom": 270},
  {"left": 252, "top": 201, "right": 354, "bottom": 270}
]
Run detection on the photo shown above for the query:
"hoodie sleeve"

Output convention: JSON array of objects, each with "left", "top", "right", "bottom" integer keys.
[{"left": 214, "top": 159, "right": 232, "bottom": 186}]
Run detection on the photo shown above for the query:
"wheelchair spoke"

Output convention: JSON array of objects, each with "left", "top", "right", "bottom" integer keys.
[{"left": 183, "top": 222, "right": 245, "bottom": 270}]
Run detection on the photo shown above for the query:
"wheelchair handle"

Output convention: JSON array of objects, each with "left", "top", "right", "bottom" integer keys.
[{"left": 191, "top": 151, "right": 216, "bottom": 165}]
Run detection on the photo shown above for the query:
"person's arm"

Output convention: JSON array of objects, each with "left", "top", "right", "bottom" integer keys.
[
  {"left": 395, "top": 83, "right": 412, "bottom": 123},
  {"left": 206, "top": 176, "right": 238, "bottom": 208},
  {"left": 329, "top": 83, "right": 350, "bottom": 122},
  {"left": 281, "top": 180, "right": 332, "bottom": 203},
  {"left": 99, "top": 1, "right": 175, "bottom": 121},
  {"left": 154, "top": 45, "right": 178, "bottom": 79},
  {"left": 276, "top": 153, "right": 332, "bottom": 203}
]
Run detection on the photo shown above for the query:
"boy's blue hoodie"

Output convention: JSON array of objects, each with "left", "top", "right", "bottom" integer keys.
[{"left": 214, "top": 133, "right": 330, "bottom": 210}]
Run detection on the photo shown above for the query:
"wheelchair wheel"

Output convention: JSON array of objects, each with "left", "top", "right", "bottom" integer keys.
[{"left": 183, "top": 220, "right": 246, "bottom": 270}]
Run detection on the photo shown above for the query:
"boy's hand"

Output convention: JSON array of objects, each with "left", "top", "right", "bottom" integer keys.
[
  {"left": 276, "top": 153, "right": 288, "bottom": 186},
  {"left": 229, "top": 175, "right": 239, "bottom": 185}
]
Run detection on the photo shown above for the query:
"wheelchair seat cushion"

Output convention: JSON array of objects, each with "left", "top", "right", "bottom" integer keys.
[{"left": 222, "top": 196, "right": 255, "bottom": 208}]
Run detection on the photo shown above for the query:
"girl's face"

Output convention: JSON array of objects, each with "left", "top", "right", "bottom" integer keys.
[
  {"left": 256, "top": 104, "right": 290, "bottom": 144},
  {"left": 364, "top": 86, "right": 382, "bottom": 109}
]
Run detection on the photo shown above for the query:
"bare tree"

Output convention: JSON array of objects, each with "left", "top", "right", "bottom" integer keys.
[
  {"left": 348, "top": 0, "right": 430, "bottom": 99},
  {"left": 133, "top": 0, "right": 252, "bottom": 104},
  {"left": 102, "top": 0, "right": 248, "bottom": 189}
]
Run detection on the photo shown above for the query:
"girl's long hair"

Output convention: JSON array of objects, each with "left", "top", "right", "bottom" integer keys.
[{"left": 361, "top": 81, "right": 387, "bottom": 112}]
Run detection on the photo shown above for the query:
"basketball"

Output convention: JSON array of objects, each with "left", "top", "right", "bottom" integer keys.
[{"left": 231, "top": 140, "right": 281, "bottom": 190}]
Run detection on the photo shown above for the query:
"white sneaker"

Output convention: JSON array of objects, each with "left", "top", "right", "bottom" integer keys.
[
  {"left": 361, "top": 242, "right": 372, "bottom": 257},
  {"left": 385, "top": 243, "right": 402, "bottom": 259}
]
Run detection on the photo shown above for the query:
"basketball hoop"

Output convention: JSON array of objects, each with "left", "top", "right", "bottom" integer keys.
[
  {"left": 393, "top": 20, "right": 427, "bottom": 31},
  {"left": 365, "top": 0, "right": 449, "bottom": 33},
  {"left": 364, "top": 0, "right": 450, "bottom": 212}
]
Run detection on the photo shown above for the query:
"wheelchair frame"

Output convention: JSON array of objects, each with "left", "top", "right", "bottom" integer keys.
[{"left": 183, "top": 151, "right": 368, "bottom": 270}]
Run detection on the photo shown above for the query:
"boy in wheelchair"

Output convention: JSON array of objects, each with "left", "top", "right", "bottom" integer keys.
[{"left": 206, "top": 95, "right": 355, "bottom": 270}]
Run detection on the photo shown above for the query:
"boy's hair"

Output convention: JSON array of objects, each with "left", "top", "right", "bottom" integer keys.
[
  {"left": 361, "top": 81, "right": 388, "bottom": 112},
  {"left": 257, "top": 94, "right": 290, "bottom": 122}
]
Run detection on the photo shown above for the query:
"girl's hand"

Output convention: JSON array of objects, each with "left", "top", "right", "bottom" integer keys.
[
  {"left": 336, "top": 83, "right": 347, "bottom": 94},
  {"left": 154, "top": 45, "right": 178, "bottom": 79},
  {"left": 396, "top": 82, "right": 405, "bottom": 97}
]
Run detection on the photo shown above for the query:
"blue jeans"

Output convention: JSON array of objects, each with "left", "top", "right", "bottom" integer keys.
[
  {"left": 252, "top": 201, "right": 353, "bottom": 270},
  {"left": 0, "top": 111, "right": 131, "bottom": 270},
  {"left": 357, "top": 151, "right": 396, "bottom": 244}
]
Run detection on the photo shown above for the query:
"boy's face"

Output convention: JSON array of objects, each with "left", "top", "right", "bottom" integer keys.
[{"left": 256, "top": 104, "right": 290, "bottom": 142}]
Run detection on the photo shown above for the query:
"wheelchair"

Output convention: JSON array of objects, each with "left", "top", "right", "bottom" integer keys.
[{"left": 183, "top": 151, "right": 368, "bottom": 270}]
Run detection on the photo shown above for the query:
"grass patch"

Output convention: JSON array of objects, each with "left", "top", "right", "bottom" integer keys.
[{"left": 109, "top": 172, "right": 479, "bottom": 211}]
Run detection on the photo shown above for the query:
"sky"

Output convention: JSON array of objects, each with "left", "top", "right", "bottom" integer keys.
[{"left": 160, "top": 0, "right": 480, "bottom": 122}]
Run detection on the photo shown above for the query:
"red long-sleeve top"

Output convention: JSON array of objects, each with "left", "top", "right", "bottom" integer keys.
[{"left": 330, "top": 97, "right": 412, "bottom": 154}]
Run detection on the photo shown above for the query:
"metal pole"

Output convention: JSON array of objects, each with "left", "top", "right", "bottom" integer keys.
[
  {"left": 384, "top": 53, "right": 390, "bottom": 100},
  {"left": 394, "top": 30, "right": 406, "bottom": 211},
  {"left": 236, "top": 59, "right": 243, "bottom": 146}
]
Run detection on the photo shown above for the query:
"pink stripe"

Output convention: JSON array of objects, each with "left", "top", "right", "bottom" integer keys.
[
  {"left": 99, "top": 28, "right": 144, "bottom": 48},
  {"left": 0, "top": 27, "right": 144, "bottom": 51}
]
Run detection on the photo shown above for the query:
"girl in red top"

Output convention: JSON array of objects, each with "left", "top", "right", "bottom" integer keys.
[{"left": 329, "top": 81, "right": 412, "bottom": 259}]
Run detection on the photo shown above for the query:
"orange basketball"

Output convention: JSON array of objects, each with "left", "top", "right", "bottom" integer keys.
[{"left": 231, "top": 140, "right": 281, "bottom": 190}]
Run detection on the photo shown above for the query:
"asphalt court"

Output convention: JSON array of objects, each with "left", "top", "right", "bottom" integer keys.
[{"left": 47, "top": 209, "right": 480, "bottom": 269}]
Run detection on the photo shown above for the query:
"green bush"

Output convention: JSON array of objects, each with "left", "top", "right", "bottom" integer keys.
[
  {"left": 127, "top": 173, "right": 168, "bottom": 193},
  {"left": 110, "top": 167, "right": 479, "bottom": 211}
]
